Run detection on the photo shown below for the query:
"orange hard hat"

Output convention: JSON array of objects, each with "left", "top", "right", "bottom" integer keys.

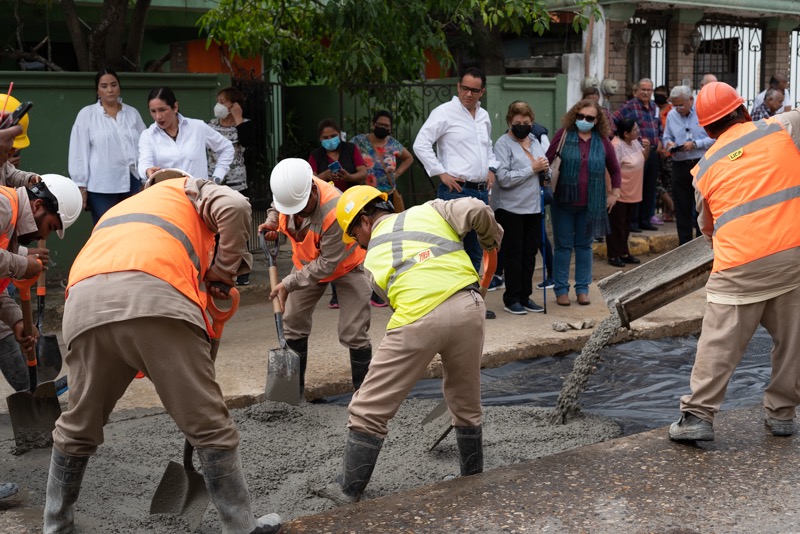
[{"left": 695, "top": 82, "right": 745, "bottom": 127}]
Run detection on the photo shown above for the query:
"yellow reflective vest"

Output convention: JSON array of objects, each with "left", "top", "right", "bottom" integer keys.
[{"left": 365, "top": 203, "right": 479, "bottom": 329}]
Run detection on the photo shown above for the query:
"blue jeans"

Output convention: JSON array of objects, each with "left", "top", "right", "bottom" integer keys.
[
  {"left": 437, "top": 184, "right": 487, "bottom": 272},
  {"left": 87, "top": 173, "right": 142, "bottom": 224},
  {"left": 550, "top": 201, "right": 593, "bottom": 297}
]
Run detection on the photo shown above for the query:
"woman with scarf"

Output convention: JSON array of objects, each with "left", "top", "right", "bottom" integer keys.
[{"left": 546, "top": 100, "right": 621, "bottom": 306}]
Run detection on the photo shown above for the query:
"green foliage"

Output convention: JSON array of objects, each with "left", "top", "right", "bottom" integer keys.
[{"left": 199, "top": 0, "right": 599, "bottom": 88}]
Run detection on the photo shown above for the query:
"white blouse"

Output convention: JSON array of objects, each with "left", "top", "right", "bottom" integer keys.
[
  {"left": 138, "top": 114, "right": 234, "bottom": 182},
  {"left": 68, "top": 101, "right": 146, "bottom": 193}
]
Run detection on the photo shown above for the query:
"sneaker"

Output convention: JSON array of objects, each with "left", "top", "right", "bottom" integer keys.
[
  {"left": 608, "top": 257, "right": 626, "bottom": 268},
  {"left": 622, "top": 255, "right": 641, "bottom": 264},
  {"left": 536, "top": 278, "right": 555, "bottom": 290},
  {"left": 521, "top": 299, "right": 544, "bottom": 313},
  {"left": 765, "top": 416, "right": 795, "bottom": 436},
  {"left": 650, "top": 215, "right": 664, "bottom": 226},
  {"left": 668, "top": 412, "right": 714, "bottom": 441},
  {"left": 328, "top": 296, "right": 340, "bottom": 309},
  {"left": 485, "top": 309, "right": 496, "bottom": 320},
  {"left": 487, "top": 275, "right": 504, "bottom": 292},
  {"left": 236, "top": 279, "right": 250, "bottom": 286},
  {"left": 640, "top": 222, "right": 659, "bottom": 231},
  {"left": 370, "top": 298, "right": 388, "bottom": 308},
  {"left": 503, "top": 303, "right": 527, "bottom": 315}
]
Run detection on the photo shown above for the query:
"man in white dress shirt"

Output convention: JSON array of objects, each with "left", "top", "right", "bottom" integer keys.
[
  {"left": 413, "top": 67, "right": 500, "bottom": 319},
  {"left": 751, "top": 73, "right": 793, "bottom": 114}
]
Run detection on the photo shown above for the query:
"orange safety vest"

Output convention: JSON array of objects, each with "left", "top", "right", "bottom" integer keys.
[
  {"left": 277, "top": 177, "right": 365, "bottom": 283},
  {"left": 692, "top": 117, "right": 800, "bottom": 272},
  {"left": 67, "top": 178, "right": 217, "bottom": 334},
  {"left": 0, "top": 186, "right": 19, "bottom": 294}
]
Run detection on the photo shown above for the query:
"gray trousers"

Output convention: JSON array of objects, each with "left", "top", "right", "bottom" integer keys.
[{"left": 0, "top": 333, "right": 27, "bottom": 392}]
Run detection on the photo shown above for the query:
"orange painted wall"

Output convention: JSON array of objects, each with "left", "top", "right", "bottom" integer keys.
[{"left": 185, "top": 40, "right": 262, "bottom": 77}]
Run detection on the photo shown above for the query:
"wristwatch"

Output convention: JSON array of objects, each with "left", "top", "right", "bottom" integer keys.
[{"left": 488, "top": 167, "right": 497, "bottom": 174}]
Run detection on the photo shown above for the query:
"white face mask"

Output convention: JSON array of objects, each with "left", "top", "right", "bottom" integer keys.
[{"left": 213, "top": 103, "right": 229, "bottom": 120}]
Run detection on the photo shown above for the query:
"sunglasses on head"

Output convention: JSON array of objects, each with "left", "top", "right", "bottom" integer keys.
[{"left": 576, "top": 113, "right": 597, "bottom": 122}]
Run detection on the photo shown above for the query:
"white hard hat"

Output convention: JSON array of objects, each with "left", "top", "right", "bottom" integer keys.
[
  {"left": 270, "top": 158, "right": 313, "bottom": 215},
  {"left": 146, "top": 167, "right": 191, "bottom": 188},
  {"left": 37, "top": 174, "right": 82, "bottom": 238}
]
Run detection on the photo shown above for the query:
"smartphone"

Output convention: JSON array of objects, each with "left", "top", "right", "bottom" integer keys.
[
  {"left": 328, "top": 160, "right": 342, "bottom": 174},
  {"left": 0, "top": 101, "right": 33, "bottom": 130},
  {"left": 669, "top": 145, "right": 684, "bottom": 154}
]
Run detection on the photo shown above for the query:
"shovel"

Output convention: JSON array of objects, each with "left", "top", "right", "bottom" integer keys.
[
  {"left": 35, "top": 240, "right": 62, "bottom": 382},
  {"left": 262, "top": 234, "right": 302, "bottom": 406},
  {"left": 5, "top": 270, "right": 61, "bottom": 452},
  {"left": 422, "top": 249, "right": 497, "bottom": 451},
  {"left": 150, "top": 287, "right": 239, "bottom": 531}
]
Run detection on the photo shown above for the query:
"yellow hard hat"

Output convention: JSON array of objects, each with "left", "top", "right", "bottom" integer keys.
[
  {"left": 0, "top": 95, "right": 30, "bottom": 149},
  {"left": 336, "top": 185, "right": 387, "bottom": 243}
]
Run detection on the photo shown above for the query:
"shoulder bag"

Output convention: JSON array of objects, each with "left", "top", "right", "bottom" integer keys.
[{"left": 548, "top": 131, "right": 568, "bottom": 194}]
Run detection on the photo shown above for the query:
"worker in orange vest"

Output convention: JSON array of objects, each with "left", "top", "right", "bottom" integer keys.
[
  {"left": 669, "top": 82, "right": 800, "bottom": 442},
  {"left": 46, "top": 169, "right": 281, "bottom": 534},
  {"left": 260, "top": 158, "right": 372, "bottom": 396}
]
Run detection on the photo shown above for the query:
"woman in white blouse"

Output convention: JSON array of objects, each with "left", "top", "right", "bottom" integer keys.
[
  {"left": 68, "top": 69, "right": 147, "bottom": 223},
  {"left": 138, "top": 86, "right": 234, "bottom": 184}
]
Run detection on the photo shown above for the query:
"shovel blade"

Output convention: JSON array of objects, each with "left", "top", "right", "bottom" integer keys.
[
  {"left": 265, "top": 348, "right": 302, "bottom": 406},
  {"left": 422, "top": 400, "right": 455, "bottom": 451},
  {"left": 36, "top": 334, "right": 62, "bottom": 382},
  {"left": 150, "top": 460, "right": 210, "bottom": 532},
  {"left": 6, "top": 381, "right": 61, "bottom": 452}
]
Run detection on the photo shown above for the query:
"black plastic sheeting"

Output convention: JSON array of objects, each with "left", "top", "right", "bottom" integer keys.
[{"left": 326, "top": 327, "right": 774, "bottom": 436}]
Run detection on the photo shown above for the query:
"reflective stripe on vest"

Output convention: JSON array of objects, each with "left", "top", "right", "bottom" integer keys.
[
  {"left": 365, "top": 204, "right": 479, "bottom": 329},
  {"left": 67, "top": 179, "right": 217, "bottom": 335},
  {"left": 0, "top": 187, "right": 19, "bottom": 294},
  {"left": 692, "top": 118, "right": 800, "bottom": 272},
  {"left": 278, "top": 177, "right": 365, "bottom": 282}
]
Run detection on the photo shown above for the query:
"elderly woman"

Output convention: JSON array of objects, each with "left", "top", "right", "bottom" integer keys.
[
  {"left": 546, "top": 99, "right": 621, "bottom": 306},
  {"left": 491, "top": 101, "right": 548, "bottom": 315},
  {"left": 607, "top": 118, "right": 647, "bottom": 267},
  {"left": 69, "top": 69, "right": 147, "bottom": 223}
]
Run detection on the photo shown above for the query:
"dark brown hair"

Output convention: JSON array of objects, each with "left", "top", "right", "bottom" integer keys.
[
  {"left": 505, "top": 101, "right": 534, "bottom": 124},
  {"left": 562, "top": 99, "right": 612, "bottom": 138},
  {"left": 217, "top": 86, "right": 245, "bottom": 105}
]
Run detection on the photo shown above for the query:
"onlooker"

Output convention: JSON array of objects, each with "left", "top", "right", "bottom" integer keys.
[
  {"left": 309, "top": 118, "right": 368, "bottom": 193},
  {"left": 138, "top": 86, "right": 234, "bottom": 182},
  {"left": 668, "top": 82, "right": 800, "bottom": 443},
  {"left": 751, "top": 88, "right": 785, "bottom": 121},
  {"left": 546, "top": 99, "right": 621, "bottom": 306},
  {"left": 613, "top": 78, "right": 662, "bottom": 232},
  {"left": 413, "top": 67, "right": 500, "bottom": 319},
  {"left": 69, "top": 69, "right": 146, "bottom": 224},
  {"left": 608, "top": 118, "right": 646, "bottom": 267},
  {"left": 699, "top": 73, "right": 718, "bottom": 89},
  {"left": 308, "top": 118, "right": 368, "bottom": 308},
  {"left": 662, "top": 85, "right": 715, "bottom": 245},
  {"left": 208, "top": 86, "right": 256, "bottom": 286},
  {"left": 351, "top": 110, "right": 414, "bottom": 307},
  {"left": 752, "top": 73, "right": 793, "bottom": 114},
  {"left": 492, "top": 101, "right": 547, "bottom": 315},
  {"left": 582, "top": 87, "right": 613, "bottom": 139},
  {"left": 653, "top": 84, "right": 675, "bottom": 226},
  {"left": 655, "top": 85, "right": 672, "bottom": 128}
]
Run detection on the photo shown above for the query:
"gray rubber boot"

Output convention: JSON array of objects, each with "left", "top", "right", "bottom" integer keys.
[
  {"left": 286, "top": 337, "right": 308, "bottom": 395},
  {"left": 349, "top": 346, "right": 372, "bottom": 390},
  {"left": 0, "top": 336, "right": 29, "bottom": 391},
  {"left": 197, "top": 447, "right": 281, "bottom": 534},
  {"left": 43, "top": 448, "right": 89, "bottom": 534},
  {"left": 320, "top": 430, "right": 384, "bottom": 505},
  {"left": 456, "top": 425, "right": 483, "bottom": 476},
  {"left": 0, "top": 482, "right": 18, "bottom": 500}
]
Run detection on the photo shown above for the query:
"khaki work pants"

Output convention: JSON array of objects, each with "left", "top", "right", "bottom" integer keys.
[
  {"left": 348, "top": 289, "right": 485, "bottom": 437},
  {"left": 680, "top": 285, "right": 800, "bottom": 422},
  {"left": 283, "top": 267, "right": 372, "bottom": 349},
  {"left": 53, "top": 317, "right": 239, "bottom": 457}
]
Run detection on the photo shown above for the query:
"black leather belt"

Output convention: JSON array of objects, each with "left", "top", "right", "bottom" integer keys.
[
  {"left": 460, "top": 181, "right": 488, "bottom": 191},
  {"left": 675, "top": 158, "right": 701, "bottom": 166}
]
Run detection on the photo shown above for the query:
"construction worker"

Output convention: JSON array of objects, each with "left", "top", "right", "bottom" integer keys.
[
  {"left": 259, "top": 158, "right": 372, "bottom": 394},
  {"left": 669, "top": 82, "right": 800, "bottom": 442},
  {"left": 320, "top": 185, "right": 503, "bottom": 504},
  {"left": 45, "top": 170, "right": 281, "bottom": 534}
]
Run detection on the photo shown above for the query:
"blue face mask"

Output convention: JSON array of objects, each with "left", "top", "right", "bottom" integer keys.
[
  {"left": 321, "top": 136, "right": 341, "bottom": 151},
  {"left": 576, "top": 119, "right": 595, "bottom": 132}
]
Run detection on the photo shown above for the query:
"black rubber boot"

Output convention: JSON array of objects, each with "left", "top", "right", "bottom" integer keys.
[
  {"left": 286, "top": 337, "right": 308, "bottom": 395},
  {"left": 320, "top": 430, "right": 384, "bottom": 505},
  {"left": 349, "top": 346, "right": 372, "bottom": 390},
  {"left": 456, "top": 425, "right": 483, "bottom": 476},
  {"left": 44, "top": 448, "right": 89, "bottom": 534},
  {"left": 197, "top": 447, "right": 282, "bottom": 534},
  {"left": 0, "top": 342, "right": 29, "bottom": 392}
]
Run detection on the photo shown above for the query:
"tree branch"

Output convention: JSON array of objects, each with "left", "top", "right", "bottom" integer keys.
[
  {"left": 59, "top": 0, "right": 90, "bottom": 70},
  {"left": 2, "top": 48, "right": 64, "bottom": 71},
  {"left": 125, "top": 0, "right": 152, "bottom": 70}
]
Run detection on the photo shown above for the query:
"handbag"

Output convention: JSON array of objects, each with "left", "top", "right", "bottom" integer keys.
[
  {"left": 370, "top": 139, "right": 405, "bottom": 213},
  {"left": 549, "top": 131, "right": 568, "bottom": 194}
]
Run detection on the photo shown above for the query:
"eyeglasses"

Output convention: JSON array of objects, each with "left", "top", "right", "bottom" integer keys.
[
  {"left": 346, "top": 216, "right": 360, "bottom": 240},
  {"left": 575, "top": 113, "right": 597, "bottom": 122},
  {"left": 374, "top": 123, "right": 392, "bottom": 129},
  {"left": 459, "top": 84, "right": 484, "bottom": 95}
]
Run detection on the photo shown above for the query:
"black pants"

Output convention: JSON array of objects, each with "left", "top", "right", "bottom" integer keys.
[
  {"left": 494, "top": 209, "right": 542, "bottom": 307},
  {"left": 606, "top": 201, "right": 634, "bottom": 259},
  {"left": 672, "top": 159, "right": 702, "bottom": 245},
  {"left": 631, "top": 150, "right": 659, "bottom": 229}
]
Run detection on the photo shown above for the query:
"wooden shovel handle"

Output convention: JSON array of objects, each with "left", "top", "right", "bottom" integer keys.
[{"left": 269, "top": 265, "right": 281, "bottom": 314}]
